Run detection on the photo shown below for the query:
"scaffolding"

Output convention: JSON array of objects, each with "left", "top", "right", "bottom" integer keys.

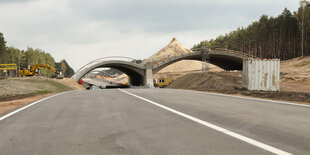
[
  {"left": 0, "top": 64, "right": 17, "bottom": 77},
  {"left": 201, "top": 49, "right": 209, "bottom": 72}
]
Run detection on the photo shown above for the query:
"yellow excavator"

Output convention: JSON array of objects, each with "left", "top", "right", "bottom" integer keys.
[{"left": 18, "top": 64, "right": 64, "bottom": 79}]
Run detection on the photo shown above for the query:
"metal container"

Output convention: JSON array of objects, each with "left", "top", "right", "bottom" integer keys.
[{"left": 243, "top": 58, "right": 280, "bottom": 91}]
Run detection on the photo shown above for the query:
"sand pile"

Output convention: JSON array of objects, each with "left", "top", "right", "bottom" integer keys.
[
  {"left": 280, "top": 56, "right": 310, "bottom": 93},
  {"left": 168, "top": 71, "right": 242, "bottom": 93},
  {"left": 143, "top": 38, "right": 222, "bottom": 74},
  {"left": 281, "top": 56, "right": 310, "bottom": 78},
  {"left": 143, "top": 38, "right": 193, "bottom": 64}
]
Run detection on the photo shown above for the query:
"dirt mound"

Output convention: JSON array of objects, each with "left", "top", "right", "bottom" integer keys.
[
  {"left": 168, "top": 71, "right": 242, "bottom": 93},
  {"left": 168, "top": 71, "right": 310, "bottom": 103},
  {"left": 52, "top": 78, "right": 84, "bottom": 90},
  {"left": 0, "top": 77, "right": 84, "bottom": 115},
  {"left": 143, "top": 38, "right": 202, "bottom": 74},
  {"left": 96, "top": 73, "right": 129, "bottom": 84},
  {"left": 157, "top": 60, "right": 223, "bottom": 73},
  {"left": 158, "top": 60, "right": 202, "bottom": 73},
  {"left": 143, "top": 38, "right": 193, "bottom": 64},
  {"left": 0, "top": 77, "right": 83, "bottom": 101},
  {"left": 141, "top": 38, "right": 223, "bottom": 75},
  {"left": 280, "top": 56, "right": 310, "bottom": 93}
]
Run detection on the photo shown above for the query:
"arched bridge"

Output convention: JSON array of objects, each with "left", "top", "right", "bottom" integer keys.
[
  {"left": 71, "top": 56, "right": 148, "bottom": 86},
  {"left": 149, "top": 48, "right": 258, "bottom": 74},
  {"left": 72, "top": 49, "right": 258, "bottom": 86}
]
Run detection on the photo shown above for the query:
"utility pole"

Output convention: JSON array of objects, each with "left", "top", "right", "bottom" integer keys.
[
  {"left": 18, "top": 51, "right": 21, "bottom": 70},
  {"left": 301, "top": 0, "right": 308, "bottom": 57}
]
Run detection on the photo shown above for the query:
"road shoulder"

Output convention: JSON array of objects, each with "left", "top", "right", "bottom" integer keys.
[{"left": 0, "top": 93, "right": 57, "bottom": 115}]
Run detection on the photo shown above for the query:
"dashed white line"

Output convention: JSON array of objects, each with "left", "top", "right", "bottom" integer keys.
[{"left": 119, "top": 89, "right": 292, "bottom": 155}]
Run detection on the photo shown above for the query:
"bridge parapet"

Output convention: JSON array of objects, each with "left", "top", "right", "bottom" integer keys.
[
  {"left": 150, "top": 48, "right": 259, "bottom": 72},
  {"left": 149, "top": 48, "right": 258, "bottom": 68},
  {"left": 212, "top": 48, "right": 259, "bottom": 59}
]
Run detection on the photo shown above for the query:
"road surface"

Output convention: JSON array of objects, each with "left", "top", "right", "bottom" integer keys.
[{"left": 0, "top": 89, "right": 310, "bottom": 154}]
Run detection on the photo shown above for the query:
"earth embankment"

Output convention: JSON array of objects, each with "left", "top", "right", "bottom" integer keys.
[
  {"left": 0, "top": 77, "right": 83, "bottom": 114},
  {"left": 168, "top": 71, "right": 310, "bottom": 104}
]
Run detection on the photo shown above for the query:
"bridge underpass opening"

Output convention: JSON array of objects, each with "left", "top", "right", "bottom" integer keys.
[
  {"left": 208, "top": 55, "right": 243, "bottom": 71},
  {"left": 152, "top": 60, "right": 221, "bottom": 75},
  {"left": 72, "top": 57, "right": 148, "bottom": 87},
  {"left": 152, "top": 54, "right": 243, "bottom": 74},
  {"left": 106, "top": 66, "right": 144, "bottom": 86},
  {"left": 83, "top": 66, "right": 144, "bottom": 87}
]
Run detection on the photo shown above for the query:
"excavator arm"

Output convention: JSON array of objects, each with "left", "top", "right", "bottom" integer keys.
[
  {"left": 19, "top": 64, "right": 64, "bottom": 79},
  {"left": 30, "top": 64, "right": 56, "bottom": 73}
]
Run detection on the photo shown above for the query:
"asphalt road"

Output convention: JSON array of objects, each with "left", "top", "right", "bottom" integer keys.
[{"left": 0, "top": 89, "right": 310, "bottom": 154}]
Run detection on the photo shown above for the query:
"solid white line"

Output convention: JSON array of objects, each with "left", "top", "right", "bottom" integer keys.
[
  {"left": 0, "top": 91, "right": 71, "bottom": 122},
  {"left": 171, "top": 89, "right": 310, "bottom": 108},
  {"left": 119, "top": 89, "right": 292, "bottom": 155}
]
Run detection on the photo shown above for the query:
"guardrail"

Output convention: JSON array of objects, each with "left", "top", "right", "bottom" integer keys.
[{"left": 212, "top": 48, "right": 259, "bottom": 59}]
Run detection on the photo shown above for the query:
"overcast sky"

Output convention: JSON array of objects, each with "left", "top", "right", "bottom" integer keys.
[{"left": 0, "top": 0, "right": 299, "bottom": 71}]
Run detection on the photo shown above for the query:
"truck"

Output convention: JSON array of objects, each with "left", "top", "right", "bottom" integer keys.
[{"left": 154, "top": 78, "right": 172, "bottom": 88}]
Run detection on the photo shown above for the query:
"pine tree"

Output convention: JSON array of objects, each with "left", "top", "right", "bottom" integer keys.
[{"left": 0, "top": 33, "right": 7, "bottom": 63}]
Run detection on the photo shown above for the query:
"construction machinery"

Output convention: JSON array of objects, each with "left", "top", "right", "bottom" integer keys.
[
  {"left": 18, "top": 64, "right": 64, "bottom": 79},
  {"left": 154, "top": 78, "right": 172, "bottom": 88}
]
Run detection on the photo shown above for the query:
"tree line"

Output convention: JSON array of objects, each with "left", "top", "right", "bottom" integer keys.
[
  {"left": 193, "top": 3, "right": 310, "bottom": 60},
  {"left": 0, "top": 32, "right": 74, "bottom": 77}
]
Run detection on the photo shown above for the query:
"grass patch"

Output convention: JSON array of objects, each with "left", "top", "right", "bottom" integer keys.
[
  {"left": 18, "top": 78, "right": 72, "bottom": 93},
  {"left": 44, "top": 80, "right": 73, "bottom": 92},
  {"left": 30, "top": 90, "right": 51, "bottom": 95},
  {"left": 0, "top": 78, "right": 73, "bottom": 102}
]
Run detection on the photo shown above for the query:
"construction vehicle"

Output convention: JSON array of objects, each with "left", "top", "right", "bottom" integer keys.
[
  {"left": 18, "top": 64, "right": 64, "bottom": 79},
  {"left": 154, "top": 78, "right": 172, "bottom": 88}
]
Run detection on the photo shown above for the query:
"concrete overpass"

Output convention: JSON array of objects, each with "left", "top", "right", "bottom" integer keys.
[
  {"left": 72, "top": 49, "right": 258, "bottom": 87},
  {"left": 71, "top": 57, "right": 150, "bottom": 86},
  {"left": 150, "top": 48, "right": 258, "bottom": 74}
]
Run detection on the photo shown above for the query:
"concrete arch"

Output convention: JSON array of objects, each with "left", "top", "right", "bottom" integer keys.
[
  {"left": 72, "top": 60, "right": 146, "bottom": 86},
  {"left": 152, "top": 51, "right": 244, "bottom": 74}
]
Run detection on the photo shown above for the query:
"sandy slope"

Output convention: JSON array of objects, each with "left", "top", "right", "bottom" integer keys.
[
  {"left": 168, "top": 56, "right": 310, "bottom": 103},
  {"left": 280, "top": 56, "right": 310, "bottom": 93},
  {"left": 142, "top": 38, "right": 193, "bottom": 64},
  {"left": 142, "top": 38, "right": 222, "bottom": 77}
]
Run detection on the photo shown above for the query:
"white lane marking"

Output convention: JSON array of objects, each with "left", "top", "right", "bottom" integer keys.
[
  {"left": 172, "top": 89, "right": 310, "bottom": 108},
  {"left": 0, "top": 91, "right": 72, "bottom": 122},
  {"left": 119, "top": 89, "right": 292, "bottom": 155}
]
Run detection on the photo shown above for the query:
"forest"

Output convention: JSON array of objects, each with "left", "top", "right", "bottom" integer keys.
[
  {"left": 193, "top": 2, "right": 310, "bottom": 60},
  {"left": 0, "top": 33, "right": 74, "bottom": 77}
]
